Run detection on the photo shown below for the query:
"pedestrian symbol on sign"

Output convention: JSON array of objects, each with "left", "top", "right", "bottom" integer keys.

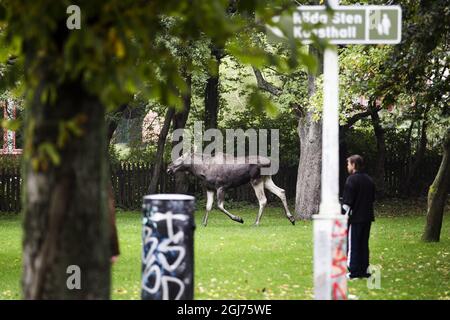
[
  {"left": 378, "top": 14, "right": 391, "bottom": 35},
  {"left": 368, "top": 8, "right": 400, "bottom": 43}
]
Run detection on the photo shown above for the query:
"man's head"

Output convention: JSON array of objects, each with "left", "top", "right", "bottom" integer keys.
[{"left": 347, "top": 154, "right": 364, "bottom": 174}]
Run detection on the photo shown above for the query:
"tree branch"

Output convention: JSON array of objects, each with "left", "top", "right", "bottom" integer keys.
[
  {"left": 7, "top": 56, "right": 17, "bottom": 66},
  {"left": 264, "top": 66, "right": 299, "bottom": 81},
  {"left": 252, "top": 67, "right": 283, "bottom": 96},
  {"left": 341, "top": 109, "right": 372, "bottom": 130}
]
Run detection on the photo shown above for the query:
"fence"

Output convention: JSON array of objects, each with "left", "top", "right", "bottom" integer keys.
[
  {"left": 111, "top": 162, "right": 152, "bottom": 210},
  {"left": 0, "top": 167, "right": 21, "bottom": 212},
  {"left": 0, "top": 157, "right": 442, "bottom": 212},
  {"left": 110, "top": 162, "right": 298, "bottom": 210},
  {"left": 383, "top": 155, "right": 441, "bottom": 197}
]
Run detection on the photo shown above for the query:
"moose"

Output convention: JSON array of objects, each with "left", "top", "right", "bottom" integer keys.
[{"left": 167, "top": 152, "right": 295, "bottom": 226}]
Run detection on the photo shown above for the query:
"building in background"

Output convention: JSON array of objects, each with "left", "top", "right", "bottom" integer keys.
[
  {"left": 113, "top": 108, "right": 162, "bottom": 145},
  {"left": 1, "top": 99, "right": 22, "bottom": 155}
]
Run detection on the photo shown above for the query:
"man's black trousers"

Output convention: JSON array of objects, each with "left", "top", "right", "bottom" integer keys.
[{"left": 347, "top": 221, "right": 372, "bottom": 276}]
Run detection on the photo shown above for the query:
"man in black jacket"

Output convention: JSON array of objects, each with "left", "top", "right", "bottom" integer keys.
[{"left": 342, "top": 155, "right": 375, "bottom": 279}]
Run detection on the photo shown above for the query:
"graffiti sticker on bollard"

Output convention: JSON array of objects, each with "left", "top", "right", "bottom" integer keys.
[{"left": 141, "top": 194, "right": 195, "bottom": 300}]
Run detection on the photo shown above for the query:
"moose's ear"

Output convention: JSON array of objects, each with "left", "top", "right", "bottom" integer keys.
[
  {"left": 182, "top": 150, "right": 191, "bottom": 159},
  {"left": 192, "top": 143, "right": 200, "bottom": 154}
]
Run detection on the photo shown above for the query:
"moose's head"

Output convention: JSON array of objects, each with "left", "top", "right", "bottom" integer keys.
[{"left": 167, "top": 152, "right": 191, "bottom": 175}]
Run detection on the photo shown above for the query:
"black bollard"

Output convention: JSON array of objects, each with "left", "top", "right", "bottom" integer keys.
[{"left": 141, "top": 194, "right": 196, "bottom": 300}]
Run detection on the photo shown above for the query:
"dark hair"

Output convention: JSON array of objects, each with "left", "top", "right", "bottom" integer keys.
[{"left": 347, "top": 154, "right": 364, "bottom": 171}]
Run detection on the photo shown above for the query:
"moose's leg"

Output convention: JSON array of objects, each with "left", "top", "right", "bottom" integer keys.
[
  {"left": 251, "top": 179, "right": 267, "bottom": 226},
  {"left": 202, "top": 190, "right": 214, "bottom": 227},
  {"left": 263, "top": 176, "right": 296, "bottom": 225},
  {"left": 216, "top": 187, "right": 244, "bottom": 224}
]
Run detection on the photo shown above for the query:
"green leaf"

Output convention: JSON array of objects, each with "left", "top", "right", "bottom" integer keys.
[
  {"left": 298, "top": 51, "right": 318, "bottom": 75},
  {"left": 39, "top": 143, "right": 61, "bottom": 166},
  {"left": 227, "top": 41, "right": 268, "bottom": 68},
  {"left": 247, "top": 88, "right": 279, "bottom": 119},
  {"left": 1, "top": 119, "right": 21, "bottom": 131}
]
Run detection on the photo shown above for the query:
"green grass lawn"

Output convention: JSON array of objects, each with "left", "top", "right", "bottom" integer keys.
[{"left": 0, "top": 200, "right": 449, "bottom": 300}]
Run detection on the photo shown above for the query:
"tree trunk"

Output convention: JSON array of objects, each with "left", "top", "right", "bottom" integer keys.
[
  {"left": 422, "top": 129, "right": 450, "bottom": 242},
  {"left": 204, "top": 47, "right": 223, "bottom": 130},
  {"left": 339, "top": 110, "right": 372, "bottom": 196},
  {"left": 295, "top": 47, "right": 323, "bottom": 220},
  {"left": 370, "top": 103, "right": 386, "bottom": 198},
  {"left": 148, "top": 107, "right": 175, "bottom": 194},
  {"left": 173, "top": 73, "right": 192, "bottom": 193},
  {"left": 405, "top": 119, "right": 428, "bottom": 196},
  {"left": 22, "top": 80, "right": 111, "bottom": 299},
  {"left": 105, "top": 105, "right": 128, "bottom": 259},
  {"left": 404, "top": 119, "right": 415, "bottom": 194},
  {"left": 339, "top": 127, "right": 348, "bottom": 196},
  {"left": 295, "top": 112, "right": 322, "bottom": 219},
  {"left": 107, "top": 104, "right": 128, "bottom": 142}
]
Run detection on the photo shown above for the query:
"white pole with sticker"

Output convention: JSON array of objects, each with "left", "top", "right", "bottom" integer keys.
[{"left": 313, "top": 0, "right": 349, "bottom": 300}]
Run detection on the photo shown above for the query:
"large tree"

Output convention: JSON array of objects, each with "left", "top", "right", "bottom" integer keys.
[
  {"left": 172, "top": 71, "right": 192, "bottom": 193},
  {"left": 294, "top": 48, "right": 323, "bottom": 219},
  {"left": 381, "top": 0, "right": 449, "bottom": 237},
  {"left": 148, "top": 106, "right": 175, "bottom": 194},
  {"left": 422, "top": 128, "right": 450, "bottom": 242},
  {"left": 204, "top": 46, "right": 225, "bottom": 130}
]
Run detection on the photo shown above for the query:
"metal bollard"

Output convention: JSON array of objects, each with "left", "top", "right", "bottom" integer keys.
[{"left": 141, "top": 194, "right": 196, "bottom": 300}]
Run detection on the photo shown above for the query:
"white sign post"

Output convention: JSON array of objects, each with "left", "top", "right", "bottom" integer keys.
[
  {"left": 266, "top": 1, "right": 402, "bottom": 300},
  {"left": 311, "top": 1, "right": 348, "bottom": 300}
]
